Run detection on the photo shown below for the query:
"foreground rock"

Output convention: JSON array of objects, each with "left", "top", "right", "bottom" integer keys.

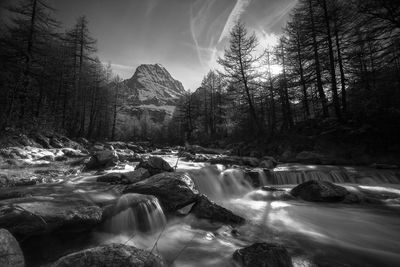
[
  {"left": 123, "top": 172, "right": 198, "bottom": 212},
  {"left": 0, "top": 197, "right": 102, "bottom": 237},
  {"left": 84, "top": 150, "right": 118, "bottom": 171},
  {"left": 0, "top": 229, "right": 25, "bottom": 267},
  {"left": 290, "top": 180, "right": 348, "bottom": 202},
  {"left": 52, "top": 243, "right": 166, "bottom": 267},
  {"left": 233, "top": 242, "right": 293, "bottom": 267},
  {"left": 135, "top": 156, "right": 174, "bottom": 175},
  {"left": 190, "top": 195, "right": 245, "bottom": 225}
]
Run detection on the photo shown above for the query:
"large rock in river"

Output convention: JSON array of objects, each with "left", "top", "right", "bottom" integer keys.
[
  {"left": 0, "top": 196, "right": 102, "bottom": 237},
  {"left": 190, "top": 195, "right": 245, "bottom": 225},
  {"left": 135, "top": 156, "right": 174, "bottom": 175},
  {"left": 123, "top": 172, "right": 198, "bottom": 212},
  {"left": 52, "top": 243, "right": 166, "bottom": 267},
  {"left": 0, "top": 228, "right": 25, "bottom": 267},
  {"left": 84, "top": 150, "right": 118, "bottom": 171},
  {"left": 290, "top": 180, "right": 348, "bottom": 202},
  {"left": 233, "top": 242, "right": 293, "bottom": 267}
]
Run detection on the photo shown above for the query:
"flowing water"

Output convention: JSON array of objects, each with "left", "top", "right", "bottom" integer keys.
[
  {"left": 15, "top": 154, "right": 400, "bottom": 266},
  {"left": 91, "top": 156, "right": 400, "bottom": 267}
]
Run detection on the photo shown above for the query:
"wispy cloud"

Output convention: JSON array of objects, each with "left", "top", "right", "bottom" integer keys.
[
  {"left": 189, "top": 0, "right": 253, "bottom": 70},
  {"left": 261, "top": 0, "right": 297, "bottom": 31},
  {"left": 218, "top": 0, "right": 252, "bottom": 42}
]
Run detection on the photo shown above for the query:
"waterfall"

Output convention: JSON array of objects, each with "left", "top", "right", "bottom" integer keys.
[
  {"left": 107, "top": 193, "right": 166, "bottom": 234},
  {"left": 267, "top": 167, "right": 400, "bottom": 185},
  {"left": 189, "top": 166, "right": 253, "bottom": 200}
]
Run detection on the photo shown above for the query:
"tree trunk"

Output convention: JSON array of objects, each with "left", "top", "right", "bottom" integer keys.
[
  {"left": 321, "top": 0, "right": 341, "bottom": 119},
  {"left": 308, "top": 0, "right": 329, "bottom": 117}
]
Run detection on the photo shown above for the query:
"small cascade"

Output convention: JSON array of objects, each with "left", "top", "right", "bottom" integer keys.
[
  {"left": 190, "top": 166, "right": 253, "bottom": 200},
  {"left": 219, "top": 169, "right": 253, "bottom": 197},
  {"left": 108, "top": 193, "right": 166, "bottom": 234},
  {"left": 267, "top": 166, "right": 400, "bottom": 185}
]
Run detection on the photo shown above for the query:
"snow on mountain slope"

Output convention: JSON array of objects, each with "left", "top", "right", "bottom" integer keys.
[
  {"left": 116, "top": 64, "right": 185, "bottom": 139},
  {"left": 123, "top": 63, "right": 185, "bottom": 105}
]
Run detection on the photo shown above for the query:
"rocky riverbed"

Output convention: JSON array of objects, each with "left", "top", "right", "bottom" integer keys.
[{"left": 1, "top": 134, "right": 400, "bottom": 267}]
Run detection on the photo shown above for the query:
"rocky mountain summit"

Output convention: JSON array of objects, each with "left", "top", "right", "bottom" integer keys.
[
  {"left": 124, "top": 63, "right": 185, "bottom": 106},
  {"left": 116, "top": 64, "right": 185, "bottom": 139}
]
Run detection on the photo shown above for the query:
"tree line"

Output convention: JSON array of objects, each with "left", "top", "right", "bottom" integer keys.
[
  {"left": 0, "top": 0, "right": 121, "bottom": 139},
  {"left": 170, "top": 0, "right": 400, "bottom": 145}
]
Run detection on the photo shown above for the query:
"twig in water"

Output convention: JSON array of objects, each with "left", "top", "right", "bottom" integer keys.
[
  {"left": 123, "top": 231, "right": 136, "bottom": 245},
  {"left": 168, "top": 232, "right": 200, "bottom": 266},
  {"left": 174, "top": 156, "right": 180, "bottom": 171},
  {"left": 150, "top": 225, "right": 166, "bottom": 255}
]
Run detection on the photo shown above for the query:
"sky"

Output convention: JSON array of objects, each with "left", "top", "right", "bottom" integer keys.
[{"left": 2, "top": 0, "right": 297, "bottom": 90}]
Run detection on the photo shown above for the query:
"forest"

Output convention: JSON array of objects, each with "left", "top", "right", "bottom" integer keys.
[
  {"left": 1, "top": 0, "right": 399, "bottom": 151},
  {"left": 0, "top": 0, "right": 120, "bottom": 139},
  {"left": 171, "top": 0, "right": 400, "bottom": 151}
]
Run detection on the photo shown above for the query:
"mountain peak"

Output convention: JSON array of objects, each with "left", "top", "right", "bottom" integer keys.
[{"left": 124, "top": 63, "right": 185, "bottom": 106}]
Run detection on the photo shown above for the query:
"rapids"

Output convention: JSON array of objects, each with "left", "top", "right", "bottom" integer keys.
[
  {"left": 92, "top": 156, "right": 400, "bottom": 267},
  {"left": 19, "top": 154, "right": 400, "bottom": 266}
]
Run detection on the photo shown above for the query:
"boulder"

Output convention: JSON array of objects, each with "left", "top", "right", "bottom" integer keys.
[
  {"left": 190, "top": 195, "right": 245, "bottom": 225},
  {"left": 123, "top": 168, "right": 151, "bottom": 183},
  {"left": 76, "top": 137, "right": 90, "bottom": 147},
  {"left": 52, "top": 243, "right": 166, "bottom": 267},
  {"left": 259, "top": 156, "right": 278, "bottom": 169},
  {"left": 135, "top": 156, "right": 174, "bottom": 176},
  {"left": 97, "top": 168, "right": 150, "bottom": 184},
  {"left": 241, "top": 157, "right": 260, "bottom": 167},
  {"left": 33, "top": 133, "right": 51, "bottom": 148},
  {"left": 295, "top": 151, "right": 325, "bottom": 164},
  {"left": 97, "top": 173, "right": 124, "bottom": 184},
  {"left": 84, "top": 150, "right": 118, "bottom": 171},
  {"left": 50, "top": 137, "right": 64, "bottom": 149},
  {"left": 0, "top": 229, "right": 25, "bottom": 267},
  {"left": 126, "top": 143, "right": 146, "bottom": 153},
  {"left": 61, "top": 148, "right": 87, "bottom": 158},
  {"left": 233, "top": 242, "right": 293, "bottom": 267},
  {"left": 290, "top": 180, "right": 349, "bottom": 202},
  {"left": 123, "top": 172, "right": 198, "bottom": 212},
  {"left": 0, "top": 196, "right": 102, "bottom": 237}
]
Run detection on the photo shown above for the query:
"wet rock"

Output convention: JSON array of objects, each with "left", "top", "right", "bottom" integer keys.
[
  {"left": 38, "top": 154, "right": 55, "bottom": 161},
  {"left": 290, "top": 180, "right": 349, "bottom": 202},
  {"left": 190, "top": 195, "right": 245, "bottom": 225},
  {"left": 370, "top": 163, "right": 399, "bottom": 170},
  {"left": 260, "top": 156, "right": 278, "bottom": 169},
  {"left": 116, "top": 150, "right": 141, "bottom": 162},
  {"left": 76, "top": 137, "right": 90, "bottom": 147},
  {"left": 295, "top": 151, "right": 326, "bottom": 164},
  {"left": 126, "top": 143, "right": 146, "bottom": 153},
  {"left": 135, "top": 156, "right": 174, "bottom": 176},
  {"left": 97, "top": 173, "right": 124, "bottom": 184},
  {"left": 97, "top": 168, "right": 151, "bottom": 185},
  {"left": 52, "top": 243, "right": 166, "bottom": 267},
  {"left": 241, "top": 157, "right": 260, "bottom": 167},
  {"left": 0, "top": 228, "right": 25, "bottom": 267},
  {"left": 50, "top": 137, "right": 64, "bottom": 149},
  {"left": 123, "top": 172, "right": 198, "bottom": 212},
  {"left": 261, "top": 186, "right": 285, "bottom": 192},
  {"left": 84, "top": 150, "right": 118, "bottom": 171},
  {"left": 33, "top": 133, "right": 51, "bottom": 148},
  {"left": 123, "top": 168, "right": 151, "bottom": 183},
  {"left": 61, "top": 148, "right": 87, "bottom": 158},
  {"left": 233, "top": 242, "right": 293, "bottom": 267},
  {"left": 0, "top": 196, "right": 102, "bottom": 237},
  {"left": 186, "top": 145, "right": 221, "bottom": 155}
]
